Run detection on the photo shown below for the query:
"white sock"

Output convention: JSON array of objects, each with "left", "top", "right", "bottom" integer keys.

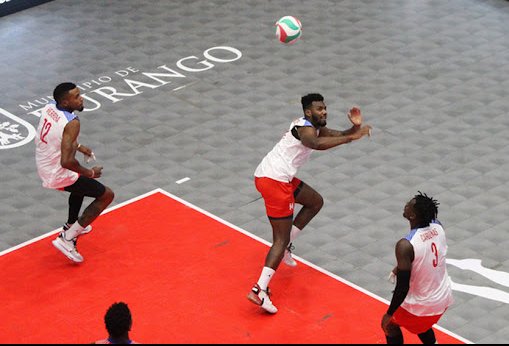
[
  {"left": 257, "top": 266, "right": 275, "bottom": 291},
  {"left": 290, "top": 225, "right": 302, "bottom": 242},
  {"left": 63, "top": 221, "right": 85, "bottom": 240}
]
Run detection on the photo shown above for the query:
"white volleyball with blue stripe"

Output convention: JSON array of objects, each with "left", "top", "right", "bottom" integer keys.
[{"left": 275, "top": 16, "right": 302, "bottom": 44}]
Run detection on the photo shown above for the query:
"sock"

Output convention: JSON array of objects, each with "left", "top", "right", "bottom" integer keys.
[
  {"left": 63, "top": 221, "right": 85, "bottom": 240},
  {"left": 290, "top": 225, "right": 302, "bottom": 242},
  {"left": 257, "top": 266, "right": 275, "bottom": 291}
]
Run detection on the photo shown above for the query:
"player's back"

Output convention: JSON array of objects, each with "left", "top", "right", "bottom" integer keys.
[
  {"left": 402, "top": 221, "right": 454, "bottom": 316},
  {"left": 35, "top": 103, "right": 79, "bottom": 189}
]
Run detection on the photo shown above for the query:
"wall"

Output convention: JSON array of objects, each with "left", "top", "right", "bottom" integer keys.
[{"left": 0, "top": 0, "right": 54, "bottom": 17}]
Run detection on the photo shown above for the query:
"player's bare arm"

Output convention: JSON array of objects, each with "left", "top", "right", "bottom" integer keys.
[
  {"left": 381, "top": 239, "right": 414, "bottom": 332},
  {"left": 319, "top": 125, "right": 361, "bottom": 137},
  {"left": 318, "top": 107, "right": 371, "bottom": 137},
  {"left": 60, "top": 119, "right": 80, "bottom": 168},
  {"left": 61, "top": 120, "right": 101, "bottom": 178},
  {"left": 299, "top": 124, "right": 371, "bottom": 150},
  {"left": 395, "top": 238, "right": 414, "bottom": 272}
]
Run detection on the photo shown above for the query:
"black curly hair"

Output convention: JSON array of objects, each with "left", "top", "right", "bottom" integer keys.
[
  {"left": 413, "top": 191, "right": 440, "bottom": 226},
  {"left": 104, "top": 302, "right": 132, "bottom": 338},
  {"left": 301, "top": 93, "right": 324, "bottom": 112},
  {"left": 53, "top": 82, "right": 76, "bottom": 104}
]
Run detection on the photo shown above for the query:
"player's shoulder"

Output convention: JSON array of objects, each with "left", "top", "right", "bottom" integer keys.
[
  {"left": 431, "top": 219, "right": 443, "bottom": 227},
  {"left": 291, "top": 117, "right": 313, "bottom": 127},
  {"left": 40, "top": 102, "right": 56, "bottom": 115}
]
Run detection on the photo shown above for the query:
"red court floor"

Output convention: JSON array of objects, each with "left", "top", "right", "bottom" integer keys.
[{"left": 0, "top": 189, "right": 467, "bottom": 344}]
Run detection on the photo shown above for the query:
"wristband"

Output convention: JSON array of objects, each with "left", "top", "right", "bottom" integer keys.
[
  {"left": 77, "top": 143, "right": 81, "bottom": 149},
  {"left": 89, "top": 169, "right": 95, "bottom": 178}
]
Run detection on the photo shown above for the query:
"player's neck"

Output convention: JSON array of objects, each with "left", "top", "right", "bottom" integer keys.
[
  {"left": 304, "top": 116, "right": 320, "bottom": 129},
  {"left": 56, "top": 103, "right": 74, "bottom": 113},
  {"left": 410, "top": 220, "right": 428, "bottom": 230}
]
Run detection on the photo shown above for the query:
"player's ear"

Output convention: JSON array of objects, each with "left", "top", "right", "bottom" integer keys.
[{"left": 59, "top": 96, "right": 69, "bottom": 108}]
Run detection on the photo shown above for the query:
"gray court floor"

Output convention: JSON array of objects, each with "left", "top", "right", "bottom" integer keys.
[{"left": 1, "top": 0, "right": 509, "bottom": 343}]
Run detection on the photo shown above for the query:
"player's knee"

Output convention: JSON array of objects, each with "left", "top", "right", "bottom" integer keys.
[
  {"left": 101, "top": 187, "right": 115, "bottom": 204},
  {"left": 314, "top": 194, "right": 324, "bottom": 211}
]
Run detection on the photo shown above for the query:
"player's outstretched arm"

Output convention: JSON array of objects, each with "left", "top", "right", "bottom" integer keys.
[
  {"left": 299, "top": 124, "right": 371, "bottom": 150},
  {"left": 319, "top": 107, "right": 371, "bottom": 137}
]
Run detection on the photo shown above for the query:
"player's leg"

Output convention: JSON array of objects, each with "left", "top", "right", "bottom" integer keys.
[
  {"left": 293, "top": 180, "right": 324, "bottom": 230},
  {"left": 266, "top": 217, "right": 293, "bottom": 269},
  {"left": 53, "top": 177, "right": 114, "bottom": 262},
  {"left": 61, "top": 192, "right": 95, "bottom": 235},
  {"left": 247, "top": 217, "right": 291, "bottom": 314},
  {"left": 76, "top": 185, "right": 114, "bottom": 230},
  {"left": 282, "top": 180, "right": 324, "bottom": 266},
  {"left": 417, "top": 328, "right": 436, "bottom": 344},
  {"left": 254, "top": 176, "right": 295, "bottom": 270},
  {"left": 66, "top": 192, "right": 84, "bottom": 226},
  {"left": 248, "top": 177, "right": 295, "bottom": 313},
  {"left": 52, "top": 192, "right": 87, "bottom": 263},
  {"left": 384, "top": 320, "right": 404, "bottom": 344},
  {"left": 63, "top": 177, "right": 114, "bottom": 239}
]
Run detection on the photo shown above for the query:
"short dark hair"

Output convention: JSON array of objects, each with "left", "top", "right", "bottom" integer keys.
[
  {"left": 53, "top": 82, "right": 77, "bottom": 104},
  {"left": 301, "top": 93, "right": 324, "bottom": 112},
  {"left": 104, "top": 302, "right": 132, "bottom": 338},
  {"left": 413, "top": 191, "right": 439, "bottom": 226}
]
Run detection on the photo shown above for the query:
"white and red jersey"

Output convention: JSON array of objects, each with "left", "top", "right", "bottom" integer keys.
[
  {"left": 35, "top": 103, "right": 79, "bottom": 189},
  {"left": 401, "top": 221, "right": 454, "bottom": 316},
  {"left": 254, "top": 117, "right": 319, "bottom": 182}
]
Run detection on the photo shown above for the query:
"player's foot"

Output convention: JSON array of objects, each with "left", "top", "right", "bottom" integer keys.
[
  {"left": 52, "top": 234, "right": 84, "bottom": 263},
  {"left": 80, "top": 225, "right": 92, "bottom": 235},
  {"left": 62, "top": 223, "right": 92, "bottom": 236},
  {"left": 283, "top": 243, "right": 297, "bottom": 267},
  {"left": 247, "top": 284, "right": 278, "bottom": 314}
]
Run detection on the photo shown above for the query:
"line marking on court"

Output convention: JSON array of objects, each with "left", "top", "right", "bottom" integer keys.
[
  {"left": 176, "top": 177, "right": 191, "bottom": 184},
  {"left": 172, "top": 81, "right": 199, "bottom": 91}
]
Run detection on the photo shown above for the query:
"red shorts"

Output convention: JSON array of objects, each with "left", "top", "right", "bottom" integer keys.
[
  {"left": 254, "top": 177, "right": 302, "bottom": 219},
  {"left": 392, "top": 307, "right": 444, "bottom": 334}
]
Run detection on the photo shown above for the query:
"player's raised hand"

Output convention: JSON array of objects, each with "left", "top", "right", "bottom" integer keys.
[
  {"left": 350, "top": 125, "right": 372, "bottom": 140},
  {"left": 348, "top": 106, "right": 362, "bottom": 126}
]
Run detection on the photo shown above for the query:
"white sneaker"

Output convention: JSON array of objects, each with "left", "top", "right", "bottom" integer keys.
[
  {"left": 62, "top": 224, "right": 92, "bottom": 236},
  {"left": 283, "top": 243, "right": 297, "bottom": 267},
  {"left": 247, "top": 284, "right": 278, "bottom": 314},
  {"left": 80, "top": 225, "right": 92, "bottom": 235},
  {"left": 52, "top": 234, "right": 84, "bottom": 263}
]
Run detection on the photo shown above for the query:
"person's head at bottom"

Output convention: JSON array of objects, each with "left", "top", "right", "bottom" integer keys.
[{"left": 104, "top": 302, "right": 133, "bottom": 344}]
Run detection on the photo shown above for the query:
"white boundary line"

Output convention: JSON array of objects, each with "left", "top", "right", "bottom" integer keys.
[
  {"left": 0, "top": 188, "right": 472, "bottom": 343},
  {"left": 0, "top": 189, "right": 158, "bottom": 257},
  {"left": 155, "top": 188, "right": 472, "bottom": 344}
]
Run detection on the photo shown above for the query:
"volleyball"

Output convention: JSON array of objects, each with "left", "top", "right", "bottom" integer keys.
[{"left": 275, "top": 16, "right": 302, "bottom": 45}]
